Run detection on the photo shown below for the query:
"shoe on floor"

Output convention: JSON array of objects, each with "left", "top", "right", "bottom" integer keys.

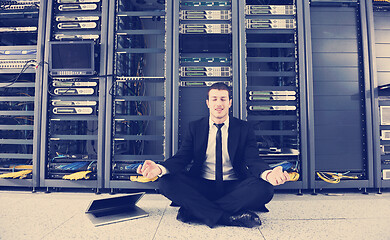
[
  {"left": 176, "top": 207, "right": 198, "bottom": 223},
  {"left": 225, "top": 210, "right": 262, "bottom": 228}
]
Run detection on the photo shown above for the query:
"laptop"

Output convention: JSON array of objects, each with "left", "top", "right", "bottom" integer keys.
[{"left": 85, "top": 192, "right": 148, "bottom": 227}]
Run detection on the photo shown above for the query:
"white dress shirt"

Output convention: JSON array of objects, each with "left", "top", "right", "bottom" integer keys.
[
  {"left": 202, "top": 117, "right": 237, "bottom": 180},
  {"left": 158, "top": 117, "right": 271, "bottom": 182}
]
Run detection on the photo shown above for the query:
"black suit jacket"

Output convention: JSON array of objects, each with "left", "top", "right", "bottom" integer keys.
[{"left": 162, "top": 116, "right": 270, "bottom": 180}]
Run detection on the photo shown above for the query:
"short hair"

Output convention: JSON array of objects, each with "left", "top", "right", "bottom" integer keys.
[{"left": 207, "top": 82, "right": 231, "bottom": 100}]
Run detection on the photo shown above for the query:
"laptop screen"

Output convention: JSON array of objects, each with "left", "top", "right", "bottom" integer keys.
[{"left": 86, "top": 192, "right": 145, "bottom": 213}]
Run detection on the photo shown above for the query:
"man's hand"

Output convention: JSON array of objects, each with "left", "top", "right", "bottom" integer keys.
[
  {"left": 266, "top": 166, "right": 290, "bottom": 186},
  {"left": 137, "top": 160, "right": 162, "bottom": 179}
]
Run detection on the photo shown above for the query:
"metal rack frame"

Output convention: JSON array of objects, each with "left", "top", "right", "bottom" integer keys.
[
  {"left": 239, "top": 0, "right": 309, "bottom": 191},
  {"left": 39, "top": 0, "right": 109, "bottom": 191},
  {"left": 304, "top": 0, "right": 374, "bottom": 191},
  {"left": 0, "top": 0, "right": 47, "bottom": 190},
  {"left": 104, "top": 0, "right": 172, "bottom": 190}
]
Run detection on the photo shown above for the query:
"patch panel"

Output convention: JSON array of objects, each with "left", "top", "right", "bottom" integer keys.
[
  {"left": 179, "top": 81, "right": 232, "bottom": 87},
  {"left": 180, "top": 57, "right": 230, "bottom": 63},
  {"left": 180, "top": 1, "right": 231, "bottom": 7},
  {"left": 0, "top": 59, "right": 36, "bottom": 69}
]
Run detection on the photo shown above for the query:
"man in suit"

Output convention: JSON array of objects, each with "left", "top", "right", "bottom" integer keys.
[{"left": 137, "top": 83, "right": 290, "bottom": 228}]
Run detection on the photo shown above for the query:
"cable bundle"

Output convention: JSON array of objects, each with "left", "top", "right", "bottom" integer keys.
[
  {"left": 62, "top": 161, "right": 95, "bottom": 180},
  {"left": 316, "top": 171, "right": 358, "bottom": 184},
  {"left": 0, "top": 165, "right": 33, "bottom": 179}
]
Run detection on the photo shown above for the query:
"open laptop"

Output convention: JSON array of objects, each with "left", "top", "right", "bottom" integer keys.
[{"left": 85, "top": 192, "right": 148, "bottom": 227}]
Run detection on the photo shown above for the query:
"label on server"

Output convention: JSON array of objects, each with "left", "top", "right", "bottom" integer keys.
[
  {"left": 52, "top": 81, "right": 97, "bottom": 87},
  {"left": 180, "top": 67, "right": 232, "bottom": 77},
  {"left": 249, "top": 105, "right": 296, "bottom": 111},
  {"left": 57, "top": 22, "right": 97, "bottom": 29},
  {"left": 249, "top": 96, "right": 296, "bottom": 101},
  {"left": 54, "top": 88, "right": 94, "bottom": 95},
  {"left": 58, "top": 4, "right": 97, "bottom": 11},
  {"left": 52, "top": 107, "right": 93, "bottom": 114},
  {"left": 51, "top": 100, "right": 97, "bottom": 106},
  {"left": 179, "top": 24, "right": 231, "bottom": 34},
  {"left": 249, "top": 91, "right": 296, "bottom": 96},
  {"left": 54, "top": 34, "right": 99, "bottom": 40},
  {"left": 0, "top": 27, "right": 37, "bottom": 33},
  {"left": 246, "top": 19, "right": 296, "bottom": 29},
  {"left": 245, "top": 5, "right": 296, "bottom": 15},
  {"left": 179, "top": 10, "right": 231, "bottom": 20},
  {"left": 55, "top": 16, "right": 100, "bottom": 21}
]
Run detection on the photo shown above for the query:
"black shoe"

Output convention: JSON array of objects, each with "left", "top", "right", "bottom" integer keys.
[
  {"left": 176, "top": 207, "right": 197, "bottom": 223},
  {"left": 225, "top": 210, "right": 262, "bottom": 228}
]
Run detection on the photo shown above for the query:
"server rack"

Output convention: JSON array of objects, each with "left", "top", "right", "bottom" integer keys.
[
  {"left": 173, "top": 0, "right": 239, "bottom": 153},
  {"left": 239, "top": 0, "right": 308, "bottom": 191},
  {"left": 0, "top": 0, "right": 46, "bottom": 189},
  {"left": 39, "top": 0, "right": 109, "bottom": 191},
  {"left": 305, "top": 0, "right": 374, "bottom": 190},
  {"left": 105, "top": 0, "right": 172, "bottom": 190},
  {"left": 368, "top": 0, "right": 390, "bottom": 190}
]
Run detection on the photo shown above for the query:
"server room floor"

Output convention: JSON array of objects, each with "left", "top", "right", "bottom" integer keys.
[{"left": 1, "top": 189, "right": 390, "bottom": 240}]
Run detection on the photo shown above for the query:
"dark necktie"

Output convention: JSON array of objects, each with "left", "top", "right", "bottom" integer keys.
[{"left": 214, "top": 123, "right": 224, "bottom": 195}]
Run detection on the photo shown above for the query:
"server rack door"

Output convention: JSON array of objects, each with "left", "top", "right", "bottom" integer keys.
[{"left": 307, "top": 2, "right": 373, "bottom": 189}]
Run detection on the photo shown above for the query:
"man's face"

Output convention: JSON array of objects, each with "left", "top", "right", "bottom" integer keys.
[{"left": 206, "top": 89, "right": 232, "bottom": 123}]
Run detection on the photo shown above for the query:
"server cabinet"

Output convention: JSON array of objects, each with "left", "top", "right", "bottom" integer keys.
[
  {"left": 0, "top": 0, "right": 46, "bottom": 189},
  {"left": 173, "top": 0, "right": 239, "bottom": 153},
  {"left": 305, "top": 0, "right": 374, "bottom": 190},
  {"left": 39, "top": 0, "right": 109, "bottom": 191},
  {"left": 239, "top": 0, "right": 308, "bottom": 190},
  {"left": 368, "top": 0, "right": 390, "bottom": 189},
  {"left": 105, "top": 0, "right": 172, "bottom": 190}
]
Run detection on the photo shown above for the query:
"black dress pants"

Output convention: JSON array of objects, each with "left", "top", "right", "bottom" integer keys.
[{"left": 158, "top": 173, "right": 274, "bottom": 227}]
